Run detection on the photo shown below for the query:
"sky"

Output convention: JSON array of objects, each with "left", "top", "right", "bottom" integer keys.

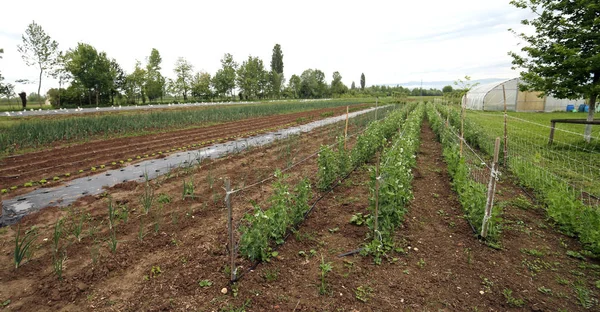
[{"left": 0, "top": 0, "right": 534, "bottom": 95}]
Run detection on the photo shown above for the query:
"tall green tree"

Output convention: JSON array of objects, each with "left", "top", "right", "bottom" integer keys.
[
  {"left": 330, "top": 71, "right": 348, "bottom": 96},
  {"left": 17, "top": 21, "right": 59, "bottom": 102},
  {"left": 173, "top": 57, "right": 193, "bottom": 101},
  {"left": 299, "top": 69, "right": 327, "bottom": 98},
  {"left": 109, "top": 59, "right": 125, "bottom": 105},
  {"left": 360, "top": 73, "right": 365, "bottom": 90},
  {"left": 270, "top": 44, "right": 284, "bottom": 99},
  {"left": 191, "top": 71, "right": 213, "bottom": 100},
  {"left": 64, "top": 43, "right": 112, "bottom": 105},
  {"left": 351, "top": 81, "right": 356, "bottom": 90},
  {"left": 213, "top": 53, "right": 237, "bottom": 99},
  {"left": 509, "top": 0, "right": 600, "bottom": 142},
  {"left": 236, "top": 56, "right": 267, "bottom": 100},
  {"left": 125, "top": 61, "right": 147, "bottom": 104},
  {"left": 288, "top": 74, "right": 301, "bottom": 99},
  {"left": 145, "top": 48, "right": 165, "bottom": 102}
]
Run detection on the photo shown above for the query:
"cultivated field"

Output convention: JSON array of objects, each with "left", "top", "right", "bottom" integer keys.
[{"left": 0, "top": 102, "right": 599, "bottom": 311}]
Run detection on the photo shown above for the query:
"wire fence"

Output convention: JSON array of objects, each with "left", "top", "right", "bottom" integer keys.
[{"left": 468, "top": 110, "right": 600, "bottom": 207}]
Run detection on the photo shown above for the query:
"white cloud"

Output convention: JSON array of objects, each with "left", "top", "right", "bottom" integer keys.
[{"left": 0, "top": 0, "right": 534, "bottom": 95}]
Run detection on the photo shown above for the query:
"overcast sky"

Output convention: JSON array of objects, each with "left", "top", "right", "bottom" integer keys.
[{"left": 0, "top": 0, "right": 533, "bottom": 95}]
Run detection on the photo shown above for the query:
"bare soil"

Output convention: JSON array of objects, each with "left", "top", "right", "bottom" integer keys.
[
  {"left": 0, "top": 116, "right": 598, "bottom": 312},
  {"left": 0, "top": 104, "right": 366, "bottom": 195}
]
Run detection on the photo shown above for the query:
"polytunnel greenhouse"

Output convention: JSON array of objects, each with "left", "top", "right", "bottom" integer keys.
[{"left": 462, "top": 78, "right": 586, "bottom": 112}]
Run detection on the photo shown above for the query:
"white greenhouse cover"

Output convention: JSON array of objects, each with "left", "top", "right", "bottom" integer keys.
[{"left": 462, "top": 78, "right": 586, "bottom": 112}]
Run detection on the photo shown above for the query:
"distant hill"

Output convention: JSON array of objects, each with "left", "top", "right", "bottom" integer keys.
[{"left": 386, "top": 78, "right": 509, "bottom": 90}]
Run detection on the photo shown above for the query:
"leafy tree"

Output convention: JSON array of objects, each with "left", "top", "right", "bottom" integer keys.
[
  {"left": 236, "top": 56, "right": 267, "bottom": 100},
  {"left": 509, "top": 0, "right": 599, "bottom": 142},
  {"left": 173, "top": 57, "right": 193, "bottom": 101},
  {"left": 300, "top": 69, "right": 328, "bottom": 98},
  {"left": 442, "top": 85, "right": 453, "bottom": 93},
  {"left": 17, "top": 21, "right": 59, "bottom": 102},
  {"left": 64, "top": 43, "right": 112, "bottom": 105},
  {"left": 125, "top": 61, "right": 146, "bottom": 104},
  {"left": 351, "top": 81, "right": 356, "bottom": 90},
  {"left": 360, "top": 73, "right": 366, "bottom": 90},
  {"left": 191, "top": 71, "right": 213, "bottom": 100},
  {"left": 287, "top": 74, "right": 302, "bottom": 99},
  {"left": 145, "top": 48, "right": 165, "bottom": 102},
  {"left": 213, "top": 53, "right": 237, "bottom": 99},
  {"left": 109, "top": 59, "right": 126, "bottom": 105},
  {"left": 330, "top": 71, "right": 348, "bottom": 96}
]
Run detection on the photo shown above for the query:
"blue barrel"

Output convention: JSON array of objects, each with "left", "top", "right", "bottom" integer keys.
[
  {"left": 578, "top": 104, "right": 587, "bottom": 112},
  {"left": 567, "top": 104, "right": 575, "bottom": 111}
]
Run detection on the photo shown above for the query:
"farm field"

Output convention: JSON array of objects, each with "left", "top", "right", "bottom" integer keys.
[
  {"left": 0, "top": 103, "right": 599, "bottom": 311},
  {"left": 0, "top": 103, "right": 371, "bottom": 194}
]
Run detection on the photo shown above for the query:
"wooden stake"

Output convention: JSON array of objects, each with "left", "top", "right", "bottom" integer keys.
[
  {"left": 225, "top": 178, "right": 235, "bottom": 281},
  {"left": 481, "top": 138, "right": 501, "bottom": 238},
  {"left": 502, "top": 84, "right": 508, "bottom": 167},
  {"left": 374, "top": 153, "right": 380, "bottom": 237},
  {"left": 460, "top": 95, "right": 465, "bottom": 156},
  {"left": 344, "top": 106, "right": 349, "bottom": 150}
]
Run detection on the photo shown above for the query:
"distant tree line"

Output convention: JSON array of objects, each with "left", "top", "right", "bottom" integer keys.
[{"left": 0, "top": 21, "right": 445, "bottom": 107}]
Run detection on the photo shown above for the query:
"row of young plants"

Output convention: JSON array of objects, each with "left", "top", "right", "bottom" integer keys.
[
  {"left": 238, "top": 170, "right": 311, "bottom": 262},
  {"left": 427, "top": 103, "right": 502, "bottom": 241},
  {"left": 238, "top": 103, "right": 413, "bottom": 263},
  {"left": 0, "top": 99, "right": 366, "bottom": 153},
  {"left": 438, "top": 104, "right": 600, "bottom": 254},
  {"left": 361, "top": 104, "right": 425, "bottom": 264},
  {"left": 0, "top": 122, "right": 298, "bottom": 194},
  {"left": 316, "top": 102, "right": 417, "bottom": 191}
]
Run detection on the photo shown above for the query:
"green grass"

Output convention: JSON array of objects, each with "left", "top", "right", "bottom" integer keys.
[
  {"left": 0, "top": 99, "right": 373, "bottom": 154},
  {"left": 468, "top": 110, "right": 600, "bottom": 197}
]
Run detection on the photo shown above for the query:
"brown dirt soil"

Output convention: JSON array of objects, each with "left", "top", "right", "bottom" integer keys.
[
  {"left": 0, "top": 115, "right": 598, "bottom": 312},
  {"left": 0, "top": 104, "right": 366, "bottom": 195}
]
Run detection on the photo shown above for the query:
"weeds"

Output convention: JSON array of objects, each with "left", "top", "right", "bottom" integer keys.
[{"left": 355, "top": 285, "right": 373, "bottom": 303}]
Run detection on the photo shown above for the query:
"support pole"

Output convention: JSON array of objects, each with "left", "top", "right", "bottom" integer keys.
[
  {"left": 502, "top": 85, "right": 508, "bottom": 167},
  {"left": 375, "top": 97, "right": 378, "bottom": 121},
  {"left": 548, "top": 121, "right": 556, "bottom": 145},
  {"left": 225, "top": 178, "right": 235, "bottom": 281},
  {"left": 460, "top": 95, "right": 465, "bottom": 156},
  {"left": 344, "top": 106, "right": 349, "bottom": 150},
  {"left": 481, "top": 138, "right": 501, "bottom": 238},
  {"left": 374, "top": 153, "right": 380, "bottom": 237}
]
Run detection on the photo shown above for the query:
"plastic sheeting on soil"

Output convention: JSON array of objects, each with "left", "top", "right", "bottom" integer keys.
[
  {"left": 463, "top": 78, "right": 586, "bottom": 112},
  {"left": 0, "top": 106, "right": 385, "bottom": 226}
]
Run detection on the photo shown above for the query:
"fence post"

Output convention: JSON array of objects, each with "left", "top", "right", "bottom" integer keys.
[
  {"left": 374, "top": 153, "right": 380, "bottom": 237},
  {"left": 225, "top": 178, "right": 235, "bottom": 282},
  {"left": 460, "top": 97, "right": 465, "bottom": 156},
  {"left": 344, "top": 106, "right": 349, "bottom": 150},
  {"left": 502, "top": 84, "right": 508, "bottom": 167},
  {"left": 375, "top": 97, "right": 378, "bottom": 121},
  {"left": 481, "top": 138, "right": 501, "bottom": 238}
]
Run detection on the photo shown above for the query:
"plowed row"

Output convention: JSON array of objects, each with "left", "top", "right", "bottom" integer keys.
[{"left": 0, "top": 105, "right": 366, "bottom": 192}]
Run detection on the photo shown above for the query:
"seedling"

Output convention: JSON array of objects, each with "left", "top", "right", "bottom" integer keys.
[
  {"left": 355, "top": 285, "right": 373, "bottom": 303},
  {"left": 503, "top": 289, "right": 525, "bottom": 307},
  {"left": 318, "top": 255, "right": 333, "bottom": 295},
  {"left": 14, "top": 225, "right": 37, "bottom": 269},
  {"left": 198, "top": 279, "right": 212, "bottom": 287}
]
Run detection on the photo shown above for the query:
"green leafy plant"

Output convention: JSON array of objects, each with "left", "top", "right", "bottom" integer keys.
[
  {"left": 14, "top": 225, "right": 38, "bottom": 269},
  {"left": 503, "top": 288, "right": 525, "bottom": 307},
  {"left": 198, "top": 279, "right": 212, "bottom": 287},
  {"left": 355, "top": 285, "right": 374, "bottom": 303},
  {"left": 318, "top": 255, "right": 333, "bottom": 295},
  {"left": 52, "top": 219, "right": 67, "bottom": 280},
  {"left": 140, "top": 175, "right": 155, "bottom": 215}
]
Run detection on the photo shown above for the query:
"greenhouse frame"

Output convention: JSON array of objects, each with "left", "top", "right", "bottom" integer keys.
[{"left": 462, "top": 78, "right": 586, "bottom": 112}]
